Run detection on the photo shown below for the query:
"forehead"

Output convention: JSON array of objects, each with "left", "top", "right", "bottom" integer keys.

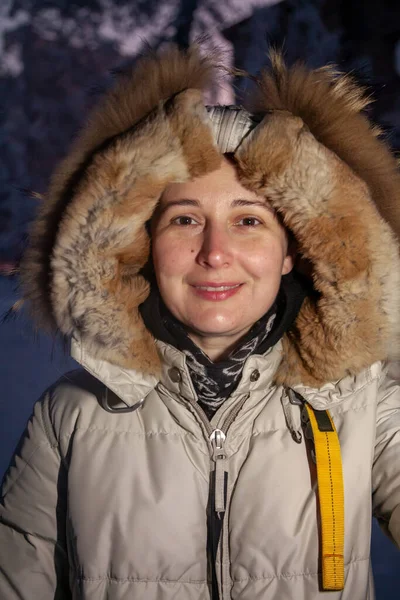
[{"left": 161, "top": 157, "right": 264, "bottom": 206}]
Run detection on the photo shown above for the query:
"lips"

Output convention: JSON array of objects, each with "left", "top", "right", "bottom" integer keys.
[
  {"left": 195, "top": 284, "right": 241, "bottom": 292},
  {"left": 190, "top": 282, "right": 243, "bottom": 301}
]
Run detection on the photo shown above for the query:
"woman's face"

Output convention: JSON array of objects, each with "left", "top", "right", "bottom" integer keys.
[{"left": 151, "top": 157, "right": 294, "bottom": 358}]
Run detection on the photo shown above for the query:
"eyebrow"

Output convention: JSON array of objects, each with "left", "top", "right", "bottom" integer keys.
[{"left": 159, "top": 198, "right": 273, "bottom": 213}]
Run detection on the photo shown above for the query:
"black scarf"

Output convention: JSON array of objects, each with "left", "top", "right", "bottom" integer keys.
[{"left": 140, "top": 272, "right": 307, "bottom": 419}]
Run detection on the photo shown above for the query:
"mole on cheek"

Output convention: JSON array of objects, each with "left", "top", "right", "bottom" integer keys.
[{"left": 191, "top": 249, "right": 195, "bottom": 253}]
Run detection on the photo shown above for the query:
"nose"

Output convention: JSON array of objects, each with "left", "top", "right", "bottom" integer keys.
[{"left": 196, "top": 222, "right": 233, "bottom": 269}]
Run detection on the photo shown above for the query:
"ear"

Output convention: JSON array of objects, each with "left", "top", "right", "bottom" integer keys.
[
  {"left": 281, "top": 235, "right": 296, "bottom": 275},
  {"left": 281, "top": 254, "right": 294, "bottom": 275}
]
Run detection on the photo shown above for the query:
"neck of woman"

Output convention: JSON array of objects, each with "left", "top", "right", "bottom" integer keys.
[{"left": 188, "top": 329, "right": 252, "bottom": 362}]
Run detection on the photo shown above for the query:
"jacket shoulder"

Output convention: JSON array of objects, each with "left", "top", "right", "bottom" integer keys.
[
  {"left": 48, "top": 368, "right": 106, "bottom": 402},
  {"left": 44, "top": 369, "right": 109, "bottom": 437},
  {"left": 295, "top": 361, "right": 388, "bottom": 411}
]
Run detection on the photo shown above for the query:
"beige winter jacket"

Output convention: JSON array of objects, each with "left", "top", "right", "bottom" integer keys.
[
  {"left": 1, "top": 46, "right": 400, "bottom": 599},
  {"left": 1, "top": 341, "right": 400, "bottom": 599}
]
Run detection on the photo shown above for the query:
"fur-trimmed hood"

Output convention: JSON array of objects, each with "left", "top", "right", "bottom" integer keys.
[{"left": 20, "top": 45, "right": 400, "bottom": 387}]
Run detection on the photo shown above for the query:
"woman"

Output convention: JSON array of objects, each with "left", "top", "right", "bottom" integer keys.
[{"left": 1, "top": 45, "right": 400, "bottom": 599}]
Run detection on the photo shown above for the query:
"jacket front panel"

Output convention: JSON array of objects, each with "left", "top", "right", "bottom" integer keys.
[
  {"left": 2, "top": 344, "right": 398, "bottom": 600},
  {"left": 226, "top": 377, "right": 378, "bottom": 599},
  {"left": 56, "top": 384, "right": 211, "bottom": 593}
]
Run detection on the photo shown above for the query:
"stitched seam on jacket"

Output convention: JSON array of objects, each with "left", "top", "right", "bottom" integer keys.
[
  {"left": 252, "top": 402, "right": 376, "bottom": 432},
  {"left": 377, "top": 398, "right": 400, "bottom": 411},
  {"left": 1, "top": 441, "right": 58, "bottom": 497},
  {"left": 251, "top": 429, "right": 283, "bottom": 437},
  {"left": 41, "top": 393, "right": 67, "bottom": 470},
  {"left": 41, "top": 393, "right": 58, "bottom": 446},
  {"left": 233, "top": 557, "right": 369, "bottom": 582},
  {"left": 69, "top": 426, "right": 190, "bottom": 436},
  {"left": 76, "top": 576, "right": 207, "bottom": 584},
  {"left": 0, "top": 516, "right": 68, "bottom": 555},
  {"left": 76, "top": 357, "right": 156, "bottom": 405},
  {"left": 332, "top": 403, "right": 375, "bottom": 417},
  {"left": 251, "top": 389, "right": 379, "bottom": 436},
  {"left": 5, "top": 396, "right": 60, "bottom": 491},
  {"left": 303, "top": 374, "right": 380, "bottom": 405}
]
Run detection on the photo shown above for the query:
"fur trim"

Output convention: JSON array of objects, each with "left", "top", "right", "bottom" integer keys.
[
  {"left": 20, "top": 46, "right": 221, "bottom": 374},
  {"left": 246, "top": 50, "right": 400, "bottom": 241},
  {"left": 20, "top": 46, "right": 400, "bottom": 385},
  {"left": 20, "top": 45, "right": 220, "bottom": 334},
  {"left": 235, "top": 111, "right": 400, "bottom": 385}
]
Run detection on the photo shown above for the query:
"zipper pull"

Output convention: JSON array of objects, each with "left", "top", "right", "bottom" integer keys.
[
  {"left": 210, "top": 428, "right": 226, "bottom": 461},
  {"left": 210, "top": 429, "right": 227, "bottom": 518}
]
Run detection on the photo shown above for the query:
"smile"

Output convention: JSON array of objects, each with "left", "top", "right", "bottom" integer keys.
[
  {"left": 191, "top": 283, "right": 243, "bottom": 301},
  {"left": 195, "top": 284, "right": 241, "bottom": 291}
]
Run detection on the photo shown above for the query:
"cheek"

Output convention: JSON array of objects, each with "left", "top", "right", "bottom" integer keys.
[
  {"left": 152, "top": 236, "right": 193, "bottom": 279},
  {"left": 242, "top": 242, "right": 285, "bottom": 278}
]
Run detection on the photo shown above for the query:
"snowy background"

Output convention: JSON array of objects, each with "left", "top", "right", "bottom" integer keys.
[{"left": 1, "top": 1, "right": 400, "bottom": 596}]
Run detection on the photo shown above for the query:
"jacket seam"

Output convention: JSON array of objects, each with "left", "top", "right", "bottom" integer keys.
[
  {"left": 41, "top": 393, "right": 59, "bottom": 446},
  {"left": 303, "top": 374, "right": 381, "bottom": 406},
  {"left": 65, "top": 426, "right": 190, "bottom": 436},
  {"left": 41, "top": 393, "right": 66, "bottom": 468},
  {"left": 1, "top": 441, "right": 58, "bottom": 496},
  {"left": 76, "top": 357, "right": 156, "bottom": 407},
  {"left": 0, "top": 515, "right": 68, "bottom": 556},
  {"left": 76, "top": 576, "right": 207, "bottom": 584},
  {"left": 233, "top": 556, "right": 369, "bottom": 582},
  {"left": 377, "top": 399, "right": 400, "bottom": 411},
  {"left": 251, "top": 429, "right": 282, "bottom": 436},
  {"left": 330, "top": 401, "right": 376, "bottom": 417},
  {"left": 253, "top": 404, "right": 374, "bottom": 432}
]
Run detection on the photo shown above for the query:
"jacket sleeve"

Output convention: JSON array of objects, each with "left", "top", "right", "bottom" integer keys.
[
  {"left": 372, "top": 363, "right": 400, "bottom": 547},
  {"left": 0, "top": 392, "right": 70, "bottom": 599}
]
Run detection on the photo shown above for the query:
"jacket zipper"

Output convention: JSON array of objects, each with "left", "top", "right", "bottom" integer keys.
[
  {"left": 209, "top": 429, "right": 227, "bottom": 600},
  {"left": 160, "top": 380, "right": 250, "bottom": 599},
  {"left": 210, "top": 429, "right": 227, "bottom": 517},
  {"left": 186, "top": 394, "right": 250, "bottom": 600}
]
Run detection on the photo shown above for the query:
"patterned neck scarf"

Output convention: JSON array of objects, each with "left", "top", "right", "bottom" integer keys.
[
  {"left": 163, "top": 305, "right": 277, "bottom": 419},
  {"left": 140, "top": 272, "right": 308, "bottom": 420}
]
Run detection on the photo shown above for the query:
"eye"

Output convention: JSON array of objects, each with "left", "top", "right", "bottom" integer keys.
[
  {"left": 172, "top": 216, "right": 198, "bottom": 226},
  {"left": 236, "top": 217, "right": 262, "bottom": 227}
]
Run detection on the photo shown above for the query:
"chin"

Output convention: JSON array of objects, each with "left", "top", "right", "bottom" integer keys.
[{"left": 187, "top": 317, "right": 245, "bottom": 338}]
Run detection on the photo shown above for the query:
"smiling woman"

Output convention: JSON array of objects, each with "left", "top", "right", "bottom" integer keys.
[
  {"left": 151, "top": 157, "right": 294, "bottom": 360},
  {"left": 1, "top": 45, "right": 400, "bottom": 600}
]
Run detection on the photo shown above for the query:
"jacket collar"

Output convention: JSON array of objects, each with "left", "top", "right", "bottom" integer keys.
[
  {"left": 72, "top": 337, "right": 385, "bottom": 417},
  {"left": 71, "top": 336, "right": 284, "bottom": 409},
  {"left": 71, "top": 337, "right": 158, "bottom": 409},
  {"left": 157, "top": 340, "right": 284, "bottom": 404}
]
